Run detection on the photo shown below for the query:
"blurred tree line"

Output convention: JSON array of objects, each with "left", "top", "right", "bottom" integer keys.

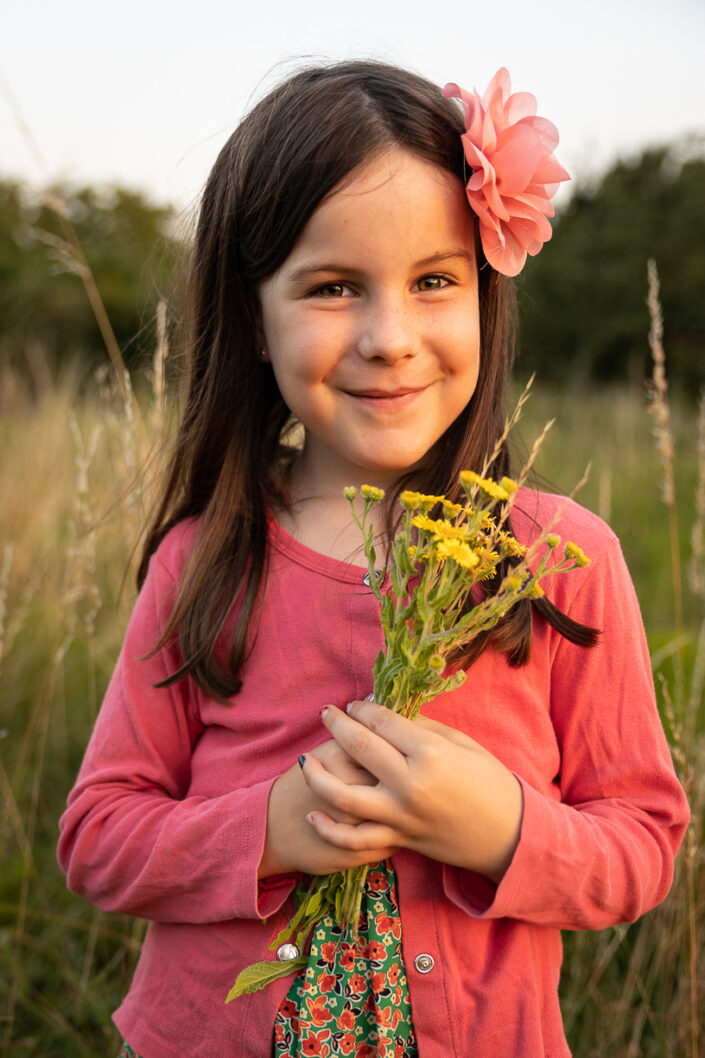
[
  {"left": 516, "top": 139, "right": 705, "bottom": 390},
  {"left": 0, "top": 138, "right": 704, "bottom": 390},
  {"left": 0, "top": 181, "right": 181, "bottom": 386}
]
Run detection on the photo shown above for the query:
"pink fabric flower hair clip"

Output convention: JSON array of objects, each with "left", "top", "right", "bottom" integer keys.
[{"left": 443, "top": 68, "right": 570, "bottom": 277}]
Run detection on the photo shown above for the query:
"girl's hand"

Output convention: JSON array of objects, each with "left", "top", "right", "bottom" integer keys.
[
  {"left": 301, "top": 701, "right": 523, "bottom": 884},
  {"left": 258, "top": 737, "right": 398, "bottom": 879}
]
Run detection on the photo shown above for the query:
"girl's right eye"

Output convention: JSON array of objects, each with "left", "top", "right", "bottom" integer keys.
[{"left": 310, "top": 282, "right": 354, "bottom": 298}]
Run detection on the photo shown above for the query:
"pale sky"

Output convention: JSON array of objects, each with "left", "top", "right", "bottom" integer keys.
[{"left": 2, "top": 0, "right": 704, "bottom": 211}]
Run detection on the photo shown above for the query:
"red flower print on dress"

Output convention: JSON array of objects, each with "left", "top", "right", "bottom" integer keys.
[
  {"left": 320, "top": 941, "right": 337, "bottom": 966},
  {"left": 367, "top": 869, "right": 389, "bottom": 892},
  {"left": 339, "top": 942, "right": 357, "bottom": 971},
  {"left": 388, "top": 963, "right": 400, "bottom": 987},
  {"left": 346, "top": 972, "right": 367, "bottom": 996},
  {"left": 368, "top": 940, "right": 386, "bottom": 963},
  {"left": 300, "top": 1029, "right": 331, "bottom": 1057},
  {"left": 356, "top": 1045, "right": 377, "bottom": 1058},
  {"left": 375, "top": 1005, "right": 394, "bottom": 1030},
  {"left": 316, "top": 970, "right": 338, "bottom": 993},
  {"left": 355, "top": 936, "right": 370, "bottom": 959},
  {"left": 374, "top": 911, "right": 401, "bottom": 939},
  {"left": 338, "top": 1006, "right": 356, "bottom": 1032},
  {"left": 337, "top": 1030, "right": 356, "bottom": 1055},
  {"left": 371, "top": 971, "right": 388, "bottom": 995},
  {"left": 279, "top": 998, "right": 298, "bottom": 1019},
  {"left": 306, "top": 994, "right": 333, "bottom": 1027}
]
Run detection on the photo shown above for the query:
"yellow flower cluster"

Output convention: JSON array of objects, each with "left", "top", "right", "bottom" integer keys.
[
  {"left": 411, "top": 514, "right": 469, "bottom": 541},
  {"left": 434, "top": 538, "right": 480, "bottom": 570},
  {"left": 400, "top": 490, "right": 445, "bottom": 511},
  {"left": 565, "top": 541, "right": 590, "bottom": 567},
  {"left": 460, "top": 470, "right": 510, "bottom": 501},
  {"left": 361, "top": 485, "right": 385, "bottom": 502},
  {"left": 496, "top": 529, "right": 527, "bottom": 558}
]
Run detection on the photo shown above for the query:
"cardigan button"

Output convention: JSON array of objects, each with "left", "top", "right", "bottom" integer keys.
[
  {"left": 362, "top": 570, "right": 383, "bottom": 587},
  {"left": 276, "top": 943, "right": 301, "bottom": 962},
  {"left": 413, "top": 953, "right": 435, "bottom": 974}
]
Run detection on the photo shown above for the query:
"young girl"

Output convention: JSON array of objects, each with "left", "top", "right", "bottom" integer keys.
[{"left": 58, "top": 61, "right": 689, "bottom": 1058}]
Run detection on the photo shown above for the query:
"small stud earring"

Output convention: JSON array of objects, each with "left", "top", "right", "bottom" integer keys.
[{"left": 258, "top": 347, "right": 269, "bottom": 363}]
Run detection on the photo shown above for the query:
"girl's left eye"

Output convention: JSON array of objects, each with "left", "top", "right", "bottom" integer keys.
[{"left": 416, "top": 275, "right": 450, "bottom": 292}]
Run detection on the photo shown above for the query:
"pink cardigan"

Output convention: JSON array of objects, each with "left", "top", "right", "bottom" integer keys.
[{"left": 58, "top": 491, "right": 689, "bottom": 1058}]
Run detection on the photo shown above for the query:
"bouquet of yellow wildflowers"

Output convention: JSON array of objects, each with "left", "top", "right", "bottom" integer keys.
[{"left": 226, "top": 471, "right": 589, "bottom": 1001}]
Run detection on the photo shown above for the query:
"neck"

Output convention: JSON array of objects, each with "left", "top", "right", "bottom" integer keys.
[{"left": 273, "top": 453, "right": 392, "bottom": 564}]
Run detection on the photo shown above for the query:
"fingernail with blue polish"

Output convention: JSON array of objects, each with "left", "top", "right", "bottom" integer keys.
[{"left": 298, "top": 754, "right": 306, "bottom": 768}]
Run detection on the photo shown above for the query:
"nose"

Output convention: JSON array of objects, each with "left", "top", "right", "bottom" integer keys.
[{"left": 356, "top": 293, "right": 420, "bottom": 363}]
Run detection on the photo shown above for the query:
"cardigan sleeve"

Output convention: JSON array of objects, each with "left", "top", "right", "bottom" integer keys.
[
  {"left": 57, "top": 545, "right": 297, "bottom": 924},
  {"left": 443, "top": 534, "right": 690, "bottom": 929}
]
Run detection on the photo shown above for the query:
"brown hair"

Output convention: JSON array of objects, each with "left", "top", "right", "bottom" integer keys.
[{"left": 139, "top": 59, "right": 596, "bottom": 701}]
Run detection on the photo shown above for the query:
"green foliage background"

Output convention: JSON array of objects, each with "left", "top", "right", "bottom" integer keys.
[
  {"left": 0, "top": 181, "right": 180, "bottom": 379},
  {"left": 516, "top": 142, "right": 705, "bottom": 389}
]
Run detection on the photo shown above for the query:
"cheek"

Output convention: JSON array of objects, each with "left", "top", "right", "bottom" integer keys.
[{"left": 447, "top": 309, "right": 481, "bottom": 380}]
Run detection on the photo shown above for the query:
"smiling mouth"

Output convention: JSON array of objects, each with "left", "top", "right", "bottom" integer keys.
[
  {"left": 342, "top": 388, "right": 428, "bottom": 412},
  {"left": 344, "top": 387, "right": 426, "bottom": 400}
]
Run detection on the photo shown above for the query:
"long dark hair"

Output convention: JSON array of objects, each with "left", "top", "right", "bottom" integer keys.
[{"left": 139, "top": 59, "right": 596, "bottom": 701}]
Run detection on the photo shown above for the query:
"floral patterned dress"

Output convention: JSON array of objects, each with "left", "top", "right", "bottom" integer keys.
[
  {"left": 120, "top": 862, "right": 417, "bottom": 1058},
  {"left": 273, "top": 862, "right": 417, "bottom": 1057}
]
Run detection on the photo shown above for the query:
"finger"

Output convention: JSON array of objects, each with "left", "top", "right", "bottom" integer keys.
[
  {"left": 347, "top": 700, "right": 440, "bottom": 755},
  {"left": 318, "top": 705, "right": 408, "bottom": 787},
  {"left": 310, "top": 743, "right": 377, "bottom": 786},
  {"left": 301, "top": 753, "right": 395, "bottom": 824},
  {"left": 306, "top": 810, "right": 400, "bottom": 856},
  {"left": 322, "top": 702, "right": 428, "bottom": 780}
]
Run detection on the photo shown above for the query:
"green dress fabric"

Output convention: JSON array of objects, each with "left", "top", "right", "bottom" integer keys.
[
  {"left": 273, "top": 861, "right": 418, "bottom": 1057},
  {"left": 119, "top": 863, "right": 417, "bottom": 1058}
]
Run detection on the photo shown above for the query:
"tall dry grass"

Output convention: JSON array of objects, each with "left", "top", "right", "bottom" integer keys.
[
  {"left": 0, "top": 273, "right": 703, "bottom": 1055},
  {"left": 0, "top": 343, "right": 166, "bottom": 1055}
]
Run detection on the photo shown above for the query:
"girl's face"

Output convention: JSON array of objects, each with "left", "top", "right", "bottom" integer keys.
[{"left": 259, "top": 147, "right": 480, "bottom": 493}]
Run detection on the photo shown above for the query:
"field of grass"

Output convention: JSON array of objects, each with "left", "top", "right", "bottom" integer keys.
[{"left": 0, "top": 355, "right": 703, "bottom": 1056}]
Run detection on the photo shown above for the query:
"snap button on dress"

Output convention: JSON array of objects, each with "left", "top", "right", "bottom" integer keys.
[
  {"left": 276, "top": 943, "right": 301, "bottom": 961},
  {"left": 413, "top": 953, "right": 434, "bottom": 974}
]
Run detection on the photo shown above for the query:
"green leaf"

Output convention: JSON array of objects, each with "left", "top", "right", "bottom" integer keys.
[
  {"left": 269, "top": 886, "right": 314, "bottom": 950},
  {"left": 303, "top": 889, "right": 324, "bottom": 921},
  {"left": 225, "top": 956, "right": 308, "bottom": 1002}
]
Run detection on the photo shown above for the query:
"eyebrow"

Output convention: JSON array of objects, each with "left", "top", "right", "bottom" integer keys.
[{"left": 285, "top": 249, "right": 476, "bottom": 285}]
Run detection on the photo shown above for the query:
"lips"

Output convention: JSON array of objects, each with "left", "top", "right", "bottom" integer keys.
[
  {"left": 342, "top": 386, "right": 429, "bottom": 412},
  {"left": 344, "top": 386, "right": 427, "bottom": 399}
]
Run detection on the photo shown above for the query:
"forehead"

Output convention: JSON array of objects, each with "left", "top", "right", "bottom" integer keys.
[{"left": 287, "top": 148, "right": 475, "bottom": 265}]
